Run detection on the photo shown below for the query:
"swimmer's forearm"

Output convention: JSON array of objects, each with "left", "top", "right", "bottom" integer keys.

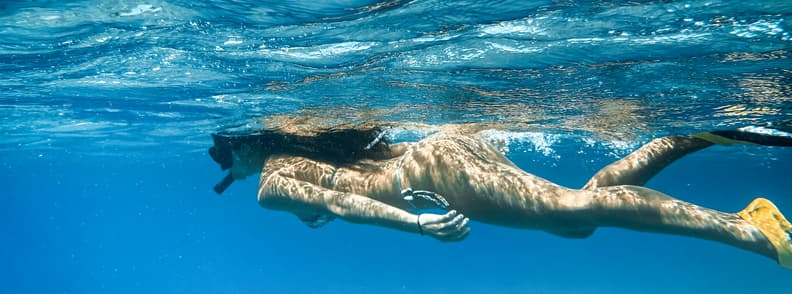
[
  {"left": 260, "top": 173, "right": 421, "bottom": 234},
  {"left": 325, "top": 192, "right": 421, "bottom": 234}
]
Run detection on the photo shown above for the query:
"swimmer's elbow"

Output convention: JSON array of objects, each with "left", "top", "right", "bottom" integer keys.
[
  {"left": 257, "top": 173, "right": 294, "bottom": 208},
  {"left": 257, "top": 192, "right": 281, "bottom": 209},
  {"left": 257, "top": 184, "right": 287, "bottom": 209}
]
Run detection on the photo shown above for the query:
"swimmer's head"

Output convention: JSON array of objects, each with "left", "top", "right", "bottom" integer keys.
[
  {"left": 228, "top": 140, "right": 269, "bottom": 180},
  {"left": 209, "top": 134, "right": 234, "bottom": 170},
  {"left": 209, "top": 132, "right": 271, "bottom": 194},
  {"left": 208, "top": 122, "right": 392, "bottom": 194}
]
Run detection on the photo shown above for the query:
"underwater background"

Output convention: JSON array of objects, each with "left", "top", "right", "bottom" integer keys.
[{"left": 1, "top": 0, "right": 791, "bottom": 293}]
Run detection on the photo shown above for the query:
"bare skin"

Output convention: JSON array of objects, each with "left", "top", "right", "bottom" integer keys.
[{"left": 231, "top": 128, "right": 778, "bottom": 260}]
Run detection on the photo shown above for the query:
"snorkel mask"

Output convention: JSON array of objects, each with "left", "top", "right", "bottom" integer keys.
[{"left": 209, "top": 133, "right": 235, "bottom": 194}]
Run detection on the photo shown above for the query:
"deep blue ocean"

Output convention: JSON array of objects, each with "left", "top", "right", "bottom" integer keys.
[{"left": 2, "top": 0, "right": 792, "bottom": 293}]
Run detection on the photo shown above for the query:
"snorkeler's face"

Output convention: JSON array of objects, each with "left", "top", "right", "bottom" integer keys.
[
  {"left": 210, "top": 134, "right": 234, "bottom": 170},
  {"left": 229, "top": 143, "right": 266, "bottom": 180}
]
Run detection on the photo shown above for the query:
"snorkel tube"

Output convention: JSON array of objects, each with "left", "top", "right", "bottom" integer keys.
[
  {"left": 213, "top": 173, "right": 235, "bottom": 194},
  {"left": 209, "top": 133, "right": 236, "bottom": 195}
]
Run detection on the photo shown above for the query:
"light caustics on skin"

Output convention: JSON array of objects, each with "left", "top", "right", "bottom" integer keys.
[{"left": 213, "top": 117, "right": 792, "bottom": 265}]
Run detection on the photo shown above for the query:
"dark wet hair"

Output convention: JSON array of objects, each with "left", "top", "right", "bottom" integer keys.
[
  {"left": 210, "top": 125, "right": 391, "bottom": 168},
  {"left": 209, "top": 124, "right": 392, "bottom": 194}
]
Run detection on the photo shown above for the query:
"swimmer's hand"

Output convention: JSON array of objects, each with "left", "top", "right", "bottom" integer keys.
[{"left": 418, "top": 210, "right": 470, "bottom": 242}]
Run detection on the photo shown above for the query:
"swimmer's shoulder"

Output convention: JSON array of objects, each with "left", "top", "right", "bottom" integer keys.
[{"left": 262, "top": 155, "right": 336, "bottom": 182}]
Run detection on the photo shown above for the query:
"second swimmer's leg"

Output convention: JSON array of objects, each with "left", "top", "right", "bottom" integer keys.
[
  {"left": 584, "top": 125, "right": 792, "bottom": 189},
  {"left": 583, "top": 136, "right": 712, "bottom": 189},
  {"left": 584, "top": 185, "right": 789, "bottom": 264}
]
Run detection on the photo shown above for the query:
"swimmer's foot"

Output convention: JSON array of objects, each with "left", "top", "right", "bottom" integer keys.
[
  {"left": 693, "top": 122, "right": 792, "bottom": 147},
  {"left": 738, "top": 198, "right": 792, "bottom": 269}
]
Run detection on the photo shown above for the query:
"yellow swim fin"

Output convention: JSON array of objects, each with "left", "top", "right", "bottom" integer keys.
[{"left": 738, "top": 198, "right": 792, "bottom": 269}]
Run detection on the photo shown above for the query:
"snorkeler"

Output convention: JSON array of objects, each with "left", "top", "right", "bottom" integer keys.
[{"left": 209, "top": 119, "right": 792, "bottom": 269}]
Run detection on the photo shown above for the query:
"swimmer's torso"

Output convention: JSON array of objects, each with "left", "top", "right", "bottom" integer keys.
[{"left": 259, "top": 131, "right": 571, "bottom": 226}]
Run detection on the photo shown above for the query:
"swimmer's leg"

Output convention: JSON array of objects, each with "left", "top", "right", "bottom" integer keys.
[
  {"left": 582, "top": 136, "right": 712, "bottom": 189},
  {"left": 585, "top": 185, "right": 791, "bottom": 267},
  {"left": 447, "top": 149, "right": 789, "bottom": 263},
  {"left": 583, "top": 125, "right": 792, "bottom": 189}
]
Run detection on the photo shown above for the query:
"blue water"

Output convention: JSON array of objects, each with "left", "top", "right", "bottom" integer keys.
[{"left": 2, "top": 0, "right": 792, "bottom": 293}]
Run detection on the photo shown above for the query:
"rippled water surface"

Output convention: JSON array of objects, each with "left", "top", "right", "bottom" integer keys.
[
  {"left": 2, "top": 1, "right": 791, "bottom": 293},
  {"left": 2, "top": 0, "right": 791, "bottom": 152}
]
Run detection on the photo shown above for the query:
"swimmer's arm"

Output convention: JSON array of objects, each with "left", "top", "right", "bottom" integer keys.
[{"left": 259, "top": 173, "right": 421, "bottom": 234}]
